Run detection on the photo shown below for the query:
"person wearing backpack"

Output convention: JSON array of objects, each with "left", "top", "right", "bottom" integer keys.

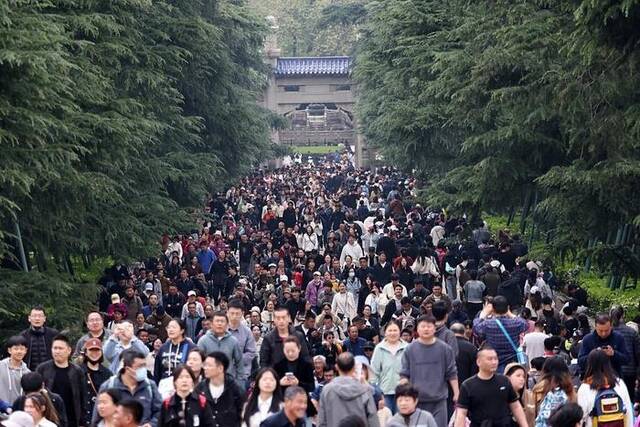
[
  {"left": 92, "top": 349, "right": 162, "bottom": 427},
  {"left": 577, "top": 349, "right": 633, "bottom": 427},
  {"left": 158, "top": 366, "right": 214, "bottom": 427}
]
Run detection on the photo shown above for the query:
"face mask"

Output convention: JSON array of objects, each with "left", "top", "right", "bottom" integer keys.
[
  {"left": 348, "top": 272, "right": 355, "bottom": 278},
  {"left": 133, "top": 367, "right": 147, "bottom": 382}
]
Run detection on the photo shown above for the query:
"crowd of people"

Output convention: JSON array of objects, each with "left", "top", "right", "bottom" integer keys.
[{"left": 1, "top": 155, "right": 640, "bottom": 427}]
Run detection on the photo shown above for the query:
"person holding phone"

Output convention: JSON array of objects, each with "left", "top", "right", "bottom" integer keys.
[
  {"left": 577, "top": 313, "right": 629, "bottom": 378},
  {"left": 273, "top": 336, "right": 316, "bottom": 417}
]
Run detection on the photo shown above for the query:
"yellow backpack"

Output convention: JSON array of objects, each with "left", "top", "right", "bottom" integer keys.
[{"left": 591, "top": 387, "right": 627, "bottom": 427}]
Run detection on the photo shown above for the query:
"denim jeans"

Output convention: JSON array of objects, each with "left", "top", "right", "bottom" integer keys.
[{"left": 384, "top": 394, "right": 397, "bottom": 415}]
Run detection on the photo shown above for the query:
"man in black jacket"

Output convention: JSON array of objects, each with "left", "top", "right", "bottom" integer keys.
[
  {"left": 372, "top": 252, "right": 393, "bottom": 286},
  {"left": 36, "top": 335, "right": 87, "bottom": 427},
  {"left": 295, "top": 312, "right": 322, "bottom": 355},
  {"left": 381, "top": 284, "right": 404, "bottom": 327},
  {"left": 260, "top": 307, "right": 310, "bottom": 368},
  {"left": 196, "top": 352, "right": 244, "bottom": 427},
  {"left": 451, "top": 323, "right": 478, "bottom": 384},
  {"left": 20, "top": 306, "right": 59, "bottom": 371}
]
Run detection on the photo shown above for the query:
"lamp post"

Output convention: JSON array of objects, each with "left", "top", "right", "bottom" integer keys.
[{"left": 14, "top": 220, "right": 28, "bottom": 272}]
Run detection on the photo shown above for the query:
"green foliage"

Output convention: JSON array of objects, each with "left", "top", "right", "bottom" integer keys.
[
  {"left": 248, "top": 0, "right": 366, "bottom": 56},
  {"left": 1, "top": 0, "right": 273, "bottom": 269},
  {"left": 355, "top": 0, "right": 640, "bottom": 279},
  {"left": 0, "top": 269, "right": 98, "bottom": 343}
]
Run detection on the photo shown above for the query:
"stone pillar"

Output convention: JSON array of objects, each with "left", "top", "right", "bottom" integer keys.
[{"left": 263, "top": 16, "right": 281, "bottom": 147}]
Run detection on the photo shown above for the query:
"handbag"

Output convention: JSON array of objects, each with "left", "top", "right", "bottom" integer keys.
[{"left": 495, "top": 318, "right": 528, "bottom": 366}]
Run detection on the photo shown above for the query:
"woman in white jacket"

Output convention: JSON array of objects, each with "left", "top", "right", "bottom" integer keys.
[
  {"left": 297, "top": 225, "right": 318, "bottom": 253},
  {"left": 411, "top": 248, "right": 440, "bottom": 285},
  {"left": 577, "top": 349, "right": 633, "bottom": 427},
  {"left": 365, "top": 282, "right": 388, "bottom": 317},
  {"left": 331, "top": 282, "right": 356, "bottom": 328}
]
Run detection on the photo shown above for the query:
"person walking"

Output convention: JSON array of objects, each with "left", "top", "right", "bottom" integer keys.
[
  {"left": 473, "top": 296, "right": 528, "bottom": 373},
  {"left": 273, "top": 337, "right": 315, "bottom": 418},
  {"left": 317, "top": 352, "right": 379, "bottom": 427},
  {"left": 522, "top": 320, "right": 548, "bottom": 364},
  {"left": 504, "top": 363, "right": 536, "bottom": 427},
  {"left": 241, "top": 368, "right": 283, "bottom": 427},
  {"left": 196, "top": 312, "right": 245, "bottom": 382},
  {"left": 578, "top": 313, "right": 629, "bottom": 378},
  {"left": 23, "top": 392, "right": 59, "bottom": 427},
  {"left": 0, "top": 336, "right": 30, "bottom": 406},
  {"left": 36, "top": 335, "right": 87, "bottom": 427},
  {"left": 331, "top": 283, "right": 357, "bottom": 328},
  {"left": 103, "top": 321, "right": 149, "bottom": 375},
  {"left": 74, "top": 312, "right": 111, "bottom": 357},
  {"left": 10, "top": 372, "right": 68, "bottom": 427},
  {"left": 531, "top": 357, "right": 576, "bottom": 427},
  {"left": 154, "top": 319, "right": 197, "bottom": 386},
  {"left": 227, "top": 300, "right": 257, "bottom": 389},
  {"left": 455, "top": 346, "right": 528, "bottom": 427},
  {"left": 158, "top": 366, "right": 215, "bottom": 427},
  {"left": 20, "top": 307, "right": 59, "bottom": 371},
  {"left": 450, "top": 323, "right": 478, "bottom": 385},
  {"left": 259, "top": 307, "right": 310, "bottom": 369},
  {"left": 93, "top": 349, "right": 162, "bottom": 427},
  {"left": 195, "top": 352, "right": 244, "bottom": 427},
  {"left": 463, "top": 270, "right": 485, "bottom": 320},
  {"left": 609, "top": 305, "right": 640, "bottom": 400},
  {"left": 259, "top": 386, "right": 309, "bottom": 427},
  {"left": 386, "top": 384, "right": 437, "bottom": 427},
  {"left": 399, "top": 315, "right": 459, "bottom": 427},
  {"left": 93, "top": 389, "right": 120, "bottom": 427},
  {"left": 369, "top": 320, "right": 408, "bottom": 414},
  {"left": 79, "top": 338, "right": 111, "bottom": 426},
  {"left": 576, "top": 349, "right": 633, "bottom": 427}
]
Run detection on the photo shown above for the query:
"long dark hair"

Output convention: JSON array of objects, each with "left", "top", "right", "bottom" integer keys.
[
  {"left": 243, "top": 368, "right": 283, "bottom": 425},
  {"left": 505, "top": 364, "right": 528, "bottom": 403},
  {"left": 584, "top": 349, "right": 618, "bottom": 390},
  {"left": 539, "top": 357, "right": 575, "bottom": 401},
  {"left": 26, "top": 392, "right": 59, "bottom": 425}
]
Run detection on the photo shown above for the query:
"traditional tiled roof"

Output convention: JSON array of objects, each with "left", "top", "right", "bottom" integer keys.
[{"left": 275, "top": 56, "right": 352, "bottom": 77}]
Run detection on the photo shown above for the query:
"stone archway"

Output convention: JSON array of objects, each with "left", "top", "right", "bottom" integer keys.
[{"left": 261, "top": 51, "right": 370, "bottom": 167}]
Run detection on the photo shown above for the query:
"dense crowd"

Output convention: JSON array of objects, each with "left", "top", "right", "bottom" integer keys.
[{"left": 1, "top": 155, "right": 639, "bottom": 427}]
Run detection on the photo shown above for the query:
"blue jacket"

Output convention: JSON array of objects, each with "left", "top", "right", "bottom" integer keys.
[
  {"left": 342, "top": 337, "right": 368, "bottom": 356},
  {"left": 103, "top": 337, "right": 150, "bottom": 374},
  {"left": 578, "top": 330, "right": 629, "bottom": 376},
  {"left": 197, "top": 248, "right": 216, "bottom": 275}
]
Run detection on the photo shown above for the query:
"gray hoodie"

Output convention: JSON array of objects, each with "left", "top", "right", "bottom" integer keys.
[
  {"left": 0, "top": 358, "right": 30, "bottom": 405},
  {"left": 197, "top": 330, "right": 245, "bottom": 380},
  {"left": 386, "top": 409, "right": 438, "bottom": 427},
  {"left": 317, "top": 375, "right": 380, "bottom": 427}
]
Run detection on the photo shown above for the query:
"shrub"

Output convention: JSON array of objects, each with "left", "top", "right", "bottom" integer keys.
[{"left": 0, "top": 269, "right": 99, "bottom": 344}]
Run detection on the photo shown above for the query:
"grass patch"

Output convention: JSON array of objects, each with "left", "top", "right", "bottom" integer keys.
[{"left": 291, "top": 145, "right": 341, "bottom": 155}]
